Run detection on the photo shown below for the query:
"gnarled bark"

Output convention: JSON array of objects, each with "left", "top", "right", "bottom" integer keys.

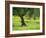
[{"left": 20, "top": 16, "right": 26, "bottom": 26}]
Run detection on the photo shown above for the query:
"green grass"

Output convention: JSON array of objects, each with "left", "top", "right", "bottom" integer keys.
[{"left": 12, "top": 16, "right": 40, "bottom": 31}]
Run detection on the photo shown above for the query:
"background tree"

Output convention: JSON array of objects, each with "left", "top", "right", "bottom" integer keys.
[
  {"left": 33, "top": 8, "right": 40, "bottom": 19},
  {"left": 26, "top": 8, "right": 40, "bottom": 19}
]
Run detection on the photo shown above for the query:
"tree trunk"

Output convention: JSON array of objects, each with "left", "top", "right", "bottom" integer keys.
[{"left": 20, "top": 16, "right": 26, "bottom": 26}]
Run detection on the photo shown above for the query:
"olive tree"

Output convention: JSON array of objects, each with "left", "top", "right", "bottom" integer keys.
[{"left": 13, "top": 7, "right": 28, "bottom": 26}]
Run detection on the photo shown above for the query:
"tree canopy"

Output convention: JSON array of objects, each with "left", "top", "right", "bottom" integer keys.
[{"left": 13, "top": 7, "right": 40, "bottom": 18}]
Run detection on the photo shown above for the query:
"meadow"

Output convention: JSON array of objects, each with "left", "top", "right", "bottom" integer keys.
[{"left": 12, "top": 16, "right": 40, "bottom": 31}]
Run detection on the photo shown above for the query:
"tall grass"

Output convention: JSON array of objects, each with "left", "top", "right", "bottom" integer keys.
[{"left": 12, "top": 16, "right": 40, "bottom": 31}]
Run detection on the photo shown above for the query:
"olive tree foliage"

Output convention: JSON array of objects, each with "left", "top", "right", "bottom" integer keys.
[
  {"left": 13, "top": 8, "right": 28, "bottom": 16},
  {"left": 13, "top": 7, "right": 40, "bottom": 26}
]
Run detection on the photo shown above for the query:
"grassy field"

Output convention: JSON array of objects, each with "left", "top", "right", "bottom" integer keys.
[{"left": 12, "top": 16, "right": 40, "bottom": 31}]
